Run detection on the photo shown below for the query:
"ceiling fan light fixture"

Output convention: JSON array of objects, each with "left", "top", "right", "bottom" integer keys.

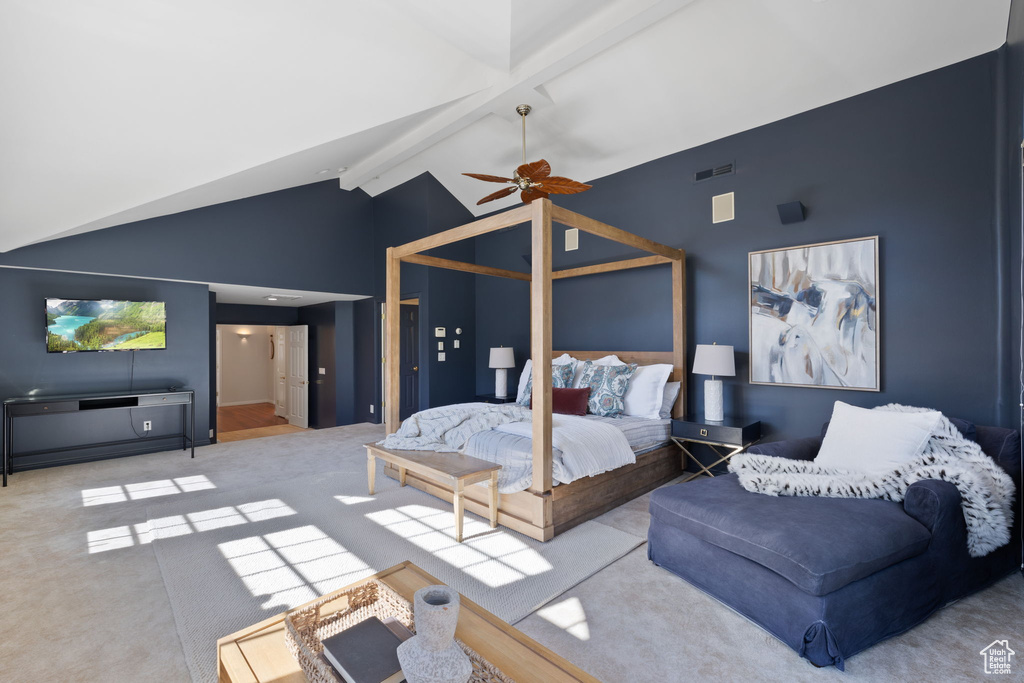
[{"left": 462, "top": 104, "right": 591, "bottom": 206}]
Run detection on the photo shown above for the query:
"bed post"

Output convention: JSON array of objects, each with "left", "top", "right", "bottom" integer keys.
[
  {"left": 529, "top": 199, "right": 554, "bottom": 494},
  {"left": 385, "top": 247, "right": 401, "bottom": 432},
  {"left": 672, "top": 256, "right": 687, "bottom": 418}
]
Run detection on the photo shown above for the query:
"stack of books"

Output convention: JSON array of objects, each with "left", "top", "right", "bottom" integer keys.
[{"left": 321, "top": 616, "right": 413, "bottom": 683}]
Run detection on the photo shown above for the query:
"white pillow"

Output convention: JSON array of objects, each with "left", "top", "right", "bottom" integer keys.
[
  {"left": 815, "top": 401, "right": 941, "bottom": 474},
  {"left": 659, "top": 381, "right": 681, "bottom": 419},
  {"left": 572, "top": 354, "right": 621, "bottom": 388},
  {"left": 623, "top": 364, "right": 673, "bottom": 419},
  {"left": 515, "top": 354, "right": 577, "bottom": 404}
]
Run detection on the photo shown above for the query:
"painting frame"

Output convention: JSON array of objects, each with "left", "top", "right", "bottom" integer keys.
[{"left": 748, "top": 235, "right": 880, "bottom": 392}]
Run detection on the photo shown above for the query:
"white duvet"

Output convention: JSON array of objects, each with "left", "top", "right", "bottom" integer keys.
[
  {"left": 492, "top": 414, "right": 635, "bottom": 486},
  {"left": 377, "top": 403, "right": 637, "bottom": 493}
]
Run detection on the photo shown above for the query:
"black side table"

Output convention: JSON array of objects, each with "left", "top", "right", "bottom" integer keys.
[
  {"left": 476, "top": 394, "right": 517, "bottom": 405},
  {"left": 670, "top": 416, "right": 761, "bottom": 482}
]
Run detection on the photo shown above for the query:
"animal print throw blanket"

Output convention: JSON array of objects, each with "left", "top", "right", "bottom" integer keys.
[{"left": 728, "top": 405, "right": 1016, "bottom": 557}]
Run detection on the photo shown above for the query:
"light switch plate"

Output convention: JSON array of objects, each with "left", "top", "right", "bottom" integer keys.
[
  {"left": 434, "top": 327, "right": 446, "bottom": 337},
  {"left": 453, "top": 340, "right": 460, "bottom": 349},
  {"left": 438, "top": 352, "right": 446, "bottom": 362},
  {"left": 438, "top": 341, "right": 444, "bottom": 351},
  {"left": 319, "top": 367, "right": 326, "bottom": 375}
]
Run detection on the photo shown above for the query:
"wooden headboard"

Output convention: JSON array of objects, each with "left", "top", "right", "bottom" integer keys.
[{"left": 554, "top": 350, "right": 684, "bottom": 417}]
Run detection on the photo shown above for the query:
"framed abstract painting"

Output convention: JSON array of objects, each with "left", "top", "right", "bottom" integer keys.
[{"left": 748, "top": 236, "right": 879, "bottom": 391}]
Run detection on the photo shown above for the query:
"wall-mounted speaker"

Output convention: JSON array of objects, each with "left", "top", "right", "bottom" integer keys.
[{"left": 777, "top": 201, "right": 806, "bottom": 224}]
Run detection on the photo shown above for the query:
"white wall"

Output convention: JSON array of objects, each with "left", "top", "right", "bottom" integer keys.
[{"left": 218, "top": 324, "right": 275, "bottom": 406}]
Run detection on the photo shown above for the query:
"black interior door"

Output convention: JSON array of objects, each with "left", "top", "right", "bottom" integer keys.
[{"left": 399, "top": 304, "right": 419, "bottom": 420}]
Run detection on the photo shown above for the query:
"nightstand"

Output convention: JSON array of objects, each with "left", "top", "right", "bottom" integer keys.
[
  {"left": 671, "top": 416, "right": 761, "bottom": 482},
  {"left": 476, "top": 394, "right": 516, "bottom": 405}
]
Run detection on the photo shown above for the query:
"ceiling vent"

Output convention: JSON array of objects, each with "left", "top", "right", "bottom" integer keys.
[{"left": 694, "top": 162, "right": 735, "bottom": 183}]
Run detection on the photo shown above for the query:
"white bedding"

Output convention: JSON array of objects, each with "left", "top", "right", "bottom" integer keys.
[
  {"left": 492, "top": 414, "right": 635, "bottom": 488},
  {"left": 377, "top": 402, "right": 652, "bottom": 494}
]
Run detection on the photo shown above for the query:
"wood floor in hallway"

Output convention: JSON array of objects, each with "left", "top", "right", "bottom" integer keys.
[{"left": 218, "top": 402, "right": 288, "bottom": 433}]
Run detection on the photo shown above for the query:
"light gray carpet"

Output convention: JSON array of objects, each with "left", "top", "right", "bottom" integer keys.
[
  {"left": 1, "top": 421, "right": 1021, "bottom": 682},
  {"left": 147, "top": 469, "right": 642, "bottom": 683}
]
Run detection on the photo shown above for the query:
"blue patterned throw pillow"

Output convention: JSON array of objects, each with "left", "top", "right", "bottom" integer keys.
[
  {"left": 578, "top": 361, "right": 638, "bottom": 416},
  {"left": 517, "top": 363, "right": 576, "bottom": 406}
]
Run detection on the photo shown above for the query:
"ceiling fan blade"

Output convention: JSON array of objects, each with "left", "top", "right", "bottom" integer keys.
[
  {"left": 516, "top": 159, "right": 551, "bottom": 181},
  {"left": 463, "top": 172, "right": 514, "bottom": 184},
  {"left": 536, "top": 176, "right": 592, "bottom": 195},
  {"left": 520, "top": 188, "right": 550, "bottom": 204},
  {"left": 476, "top": 186, "right": 518, "bottom": 205}
]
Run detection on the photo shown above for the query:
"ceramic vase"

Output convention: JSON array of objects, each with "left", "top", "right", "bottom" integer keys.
[{"left": 397, "top": 585, "right": 472, "bottom": 683}]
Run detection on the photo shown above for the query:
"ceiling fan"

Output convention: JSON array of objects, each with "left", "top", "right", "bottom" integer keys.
[{"left": 463, "top": 104, "right": 592, "bottom": 206}]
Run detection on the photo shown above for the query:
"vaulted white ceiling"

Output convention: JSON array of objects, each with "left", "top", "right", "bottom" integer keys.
[{"left": 0, "top": 0, "right": 1010, "bottom": 253}]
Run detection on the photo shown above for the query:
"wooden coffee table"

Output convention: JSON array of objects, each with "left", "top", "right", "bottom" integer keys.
[
  {"left": 217, "top": 561, "right": 599, "bottom": 683},
  {"left": 365, "top": 443, "right": 501, "bottom": 542}
]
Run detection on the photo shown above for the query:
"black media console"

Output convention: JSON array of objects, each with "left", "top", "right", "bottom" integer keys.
[{"left": 2, "top": 388, "right": 196, "bottom": 487}]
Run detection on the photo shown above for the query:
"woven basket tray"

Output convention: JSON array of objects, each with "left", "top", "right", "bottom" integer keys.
[{"left": 283, "top": 579, "right": 514, "bottom": 683}]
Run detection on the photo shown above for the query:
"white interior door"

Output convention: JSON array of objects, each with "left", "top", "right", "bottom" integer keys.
[
  {"left": 274, "top": 326, "right": 288, "bottom": 417},
  {"left": 287, "top": 325, "right": 309, "bottom": 428}
]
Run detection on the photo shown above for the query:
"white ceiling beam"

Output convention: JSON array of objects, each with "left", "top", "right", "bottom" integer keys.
[{"left": 339, "top": 0, "right": 696, "bottom": 191}]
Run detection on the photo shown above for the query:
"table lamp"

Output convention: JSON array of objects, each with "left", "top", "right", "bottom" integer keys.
[
  {"left": 692, "top": 342, "right": 735, "bottom": 423},
  {"left": 489, "top": 347, "right": 515, "bottom": 398}
]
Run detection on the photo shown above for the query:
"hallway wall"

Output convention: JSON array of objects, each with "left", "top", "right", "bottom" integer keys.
[{"left": 218, "top": 324, "right": 274, "bottom": 406}]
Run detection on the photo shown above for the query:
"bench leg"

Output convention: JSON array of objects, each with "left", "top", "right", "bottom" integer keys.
[
  {"left": 489, "top": 471, "right": 498, "bottom": 528},
  {"left": 367, "top": 453, "right": 376, "bottom": 495},
  {"left": 399, "top": 467, "right": 407, "bottom": 487},
  {"left": 453, "top": 480, "right": 465, "bottom": 543}
]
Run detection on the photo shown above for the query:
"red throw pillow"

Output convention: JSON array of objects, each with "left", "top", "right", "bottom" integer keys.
[{"left": 531, "top": 387, "right": 590, "bottom": 416}]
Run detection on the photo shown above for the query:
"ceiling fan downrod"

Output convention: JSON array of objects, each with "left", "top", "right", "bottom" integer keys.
[{"left": 516, "top": 104, "right": 531, "bottom": 166}]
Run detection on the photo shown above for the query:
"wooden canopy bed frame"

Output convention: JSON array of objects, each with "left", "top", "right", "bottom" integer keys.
[{"left": 376, "top": 198, "right": 687, "bottom": 541}]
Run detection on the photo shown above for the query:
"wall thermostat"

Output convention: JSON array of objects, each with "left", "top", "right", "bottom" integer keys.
[
  {"left": 434, "top": 327, "right": 446, "bottom": 337},
  {"left": 455, "top": 328, "right": 462, "bottom": 335}
]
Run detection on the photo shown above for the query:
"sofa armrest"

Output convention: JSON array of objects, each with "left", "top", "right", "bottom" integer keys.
[
  {"left": 747, "top": 437, "right": 822, "bottom": 461},
  {"left": 903, "top": 479, "right": 964, "bottom": 536}
]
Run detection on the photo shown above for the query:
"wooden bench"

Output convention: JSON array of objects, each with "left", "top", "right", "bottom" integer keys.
[{"left": 364, "top": 443, "right": 501, "bottom": 542}]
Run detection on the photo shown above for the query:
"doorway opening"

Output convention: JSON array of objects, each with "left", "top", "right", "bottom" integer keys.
[
  {"left": 216, "top": 324, "right": 309, "bottom": 442},
  {"left": 381, "top": 298, "right": 421, "bottom": 429}
]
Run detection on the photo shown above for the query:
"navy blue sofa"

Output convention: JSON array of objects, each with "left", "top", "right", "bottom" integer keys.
[{"left": 648, "top": 419, "right": 1021, "bottom": 669}]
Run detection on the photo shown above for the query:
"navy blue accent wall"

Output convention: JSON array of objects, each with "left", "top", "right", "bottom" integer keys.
[
  {"left": 354, "top": 298, "right": 380, "bottom": 423},
  {"left": 335, "top": 301, "right": 356, "bottom": 426},
  {"left": 475, "top": 54, "right": 1007, "bottom": 441},
  {"left": 1006, "top": 4, "right": 1024, "bottom": 434},
  {"left": 371, "top": 173, "right": 477, "bottom": 411},
  {"left": 0, "top": 267, "right": 211, "bottom": 469},
  {"left": 0, "top": 181, "right": 375, "bottom": 296},
  {"left": 209, "top": 291, "right": 218, "bottom": 441},
  {"left": 216, "top": 303, "right": 299, "bottom": 326}
]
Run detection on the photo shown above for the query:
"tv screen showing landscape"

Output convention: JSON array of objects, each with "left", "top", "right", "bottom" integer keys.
[{"left": 46, "top": 299, "right": 166, "bottom": 353}]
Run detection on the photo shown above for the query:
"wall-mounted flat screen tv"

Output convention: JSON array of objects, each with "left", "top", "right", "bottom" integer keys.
[{"left": 46, "top": 298, "right": 166, "bottom": 353}]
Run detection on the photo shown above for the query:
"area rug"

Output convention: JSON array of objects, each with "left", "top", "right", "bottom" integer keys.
[{"left": 147, "top": 468, "right": 644, "bottom": 683}]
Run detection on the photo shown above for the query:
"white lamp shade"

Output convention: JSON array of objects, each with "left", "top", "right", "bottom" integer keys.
[
  {"left": 489, "top": 347, "right": 515, "bottom": 369},
  {"left": 692, "top": 344, "right": 735, "bottom": 377}
]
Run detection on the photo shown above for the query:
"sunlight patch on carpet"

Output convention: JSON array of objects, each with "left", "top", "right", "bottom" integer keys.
[
  {"left": 537, "top": 597, "right": 591, "bottom": 641},
  {"left": 82, "top": 475, "right": 215, "bottom": 506}
]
